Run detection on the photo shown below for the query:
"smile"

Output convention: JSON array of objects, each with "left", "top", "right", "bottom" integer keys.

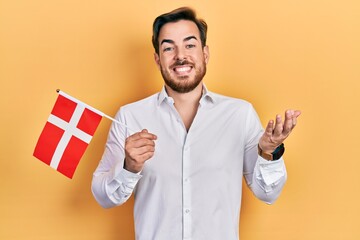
[{"left": 173, "top": 66, "right": 192, "bottom": 74}]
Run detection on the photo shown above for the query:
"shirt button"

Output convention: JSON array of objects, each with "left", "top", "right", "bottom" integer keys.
[{"left": 185, "top": 209, "right": 190, "bottom": 213}]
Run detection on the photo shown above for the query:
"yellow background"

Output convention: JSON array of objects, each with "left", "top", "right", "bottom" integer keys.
[{"left": 1, "top": 0, "right": 359, "bottom": 239}]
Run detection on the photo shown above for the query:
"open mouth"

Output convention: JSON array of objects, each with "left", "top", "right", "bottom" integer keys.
[{"left": 173, "top": 66, "right": 192, "bottom": 75}]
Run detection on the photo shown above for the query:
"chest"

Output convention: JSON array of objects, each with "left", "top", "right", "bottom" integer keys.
[{"left": 136, "top": 105, "right": 247, "bottom": 181}]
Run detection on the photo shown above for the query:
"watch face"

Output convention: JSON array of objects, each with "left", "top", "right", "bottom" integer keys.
[{"left": 272, "top": 144, "right": 285, "bottom": 160}]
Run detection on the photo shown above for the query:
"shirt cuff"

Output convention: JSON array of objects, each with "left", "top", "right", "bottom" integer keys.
[
  {"left": 257, "top": 157, "right": 286, "bottom": 186},
  {"left": 108, "top": 162, "right": 143, "bottom": 194}
]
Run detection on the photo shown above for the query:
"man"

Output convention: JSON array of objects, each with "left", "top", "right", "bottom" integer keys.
[{"left": 92, "top": 7, "right": 301, "bottom": 240}]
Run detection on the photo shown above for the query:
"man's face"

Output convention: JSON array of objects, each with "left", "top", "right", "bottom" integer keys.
[{"left": 154, "top": 20, "right": 209, "bottom": 93}]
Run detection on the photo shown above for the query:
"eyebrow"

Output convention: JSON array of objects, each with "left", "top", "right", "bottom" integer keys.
[
  {"left": 184, "top": 36, "right": 198, "bottom": 42},
  {"left": 160, "top": 35, "right": 198, "bottom": 45},
  {"left": 160, "top": 39, "right": 174, "bottom": 45}
]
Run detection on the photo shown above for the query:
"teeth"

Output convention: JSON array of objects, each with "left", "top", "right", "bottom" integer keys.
[{"left": 175, "top": 66, "right": 191, "bottom": 73}]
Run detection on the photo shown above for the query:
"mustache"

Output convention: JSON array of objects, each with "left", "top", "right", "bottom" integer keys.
[{"left": 170, "top": 59, "right": 193, "bottom": 68}]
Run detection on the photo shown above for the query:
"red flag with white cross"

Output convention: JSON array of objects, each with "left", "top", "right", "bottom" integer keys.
[{"left": 33, "top": 90, "right": 103, "bottom": 179}]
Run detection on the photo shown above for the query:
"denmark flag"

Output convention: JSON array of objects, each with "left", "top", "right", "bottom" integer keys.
[{"left": 33, "top": 91, "right": 103, "bottom": 179}]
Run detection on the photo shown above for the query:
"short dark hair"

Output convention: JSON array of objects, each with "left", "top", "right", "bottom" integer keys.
[{"left": 152, "top": 7, "right": 208, "bottom": 54}]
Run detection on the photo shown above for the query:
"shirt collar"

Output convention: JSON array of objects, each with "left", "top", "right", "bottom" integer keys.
[
  {"left": 200, "top": 84, "right": 216, "bottom": 107},
  {"left": 157, "top": 84, "right": 216, "bottom": 107}
]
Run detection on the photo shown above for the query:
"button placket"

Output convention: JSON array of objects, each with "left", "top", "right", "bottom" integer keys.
[{"left": 182, "top": 140, "right": 192, "bottom": 239}]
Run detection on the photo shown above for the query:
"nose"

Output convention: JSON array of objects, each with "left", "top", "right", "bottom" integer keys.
[{"left": 175, "top": 48, "right": 186, "bottom": 62}]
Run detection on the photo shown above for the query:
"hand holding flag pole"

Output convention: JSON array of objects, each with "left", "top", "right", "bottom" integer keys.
[{"left": 33, "top": 89, "right": 136, "bottom": 179}]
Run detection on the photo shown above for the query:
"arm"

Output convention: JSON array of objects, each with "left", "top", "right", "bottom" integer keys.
[
  {"left": 243, "top": 107, "right": 300, "bottom": 204},
  {"left": 91, "top": 110, "right": 156, "bottom": 208}
]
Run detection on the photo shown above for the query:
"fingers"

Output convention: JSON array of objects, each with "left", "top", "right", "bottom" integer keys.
[
  {"left": 264, "top": 120, "right": 274, "bottom": 138},
  {"left": 276, "top": 109, "right": 301, "bottom": 135},
  {"left": 127, "top": 129, "right": 157, "bottom": 142},
  {"left": 293, "top": 110, "right": 301, "bottom": 126},
  {"left": 283, "top": 109, "right": 301, "bottom": 134},
  {"left": 273, "top": 114, "right": 283, "bottom": 136},
  {"left": 126, "top": 136, "right": 156, "bottom": 150},
  {"left": 282, "top": 110, "right": 294, "bottom": 135},
  {"left": 125, "top": 129, "right": 157, "bottom": 173},
  {"left": 127, "top": 145, "right": 156, "bottom": 164},
  {"left": 266, "top": 109, "right": 301, "bottom": 141},
  {"left": 260, "top": 109, "right": 300, "bottom": 154},
  {"left": 126, "top": 129, "right": 157, "bottom": 153}
]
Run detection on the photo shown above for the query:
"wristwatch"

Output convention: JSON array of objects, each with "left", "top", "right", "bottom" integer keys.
[{"left": 258, "top": 143, "right": 285, "bottom": 161}]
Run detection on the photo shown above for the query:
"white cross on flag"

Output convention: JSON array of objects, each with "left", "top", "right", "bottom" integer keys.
[{"left": 33, "top": 91, "right": 103, "bottom": 179}]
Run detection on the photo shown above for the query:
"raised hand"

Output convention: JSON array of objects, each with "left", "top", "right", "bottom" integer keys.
[
  {"left": 259, "top": 110, "right": 301, "bottom": 154},
  {"left": 124, "top": 129, "right": 157, "bottom": 173}
]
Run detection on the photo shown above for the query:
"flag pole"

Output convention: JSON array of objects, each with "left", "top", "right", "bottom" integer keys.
[
  {"left": 56, "top": 89, "right": 137, "bottom": 133},
  {"left": 102, "top": 113, "right": 137, "bottom": 133}
]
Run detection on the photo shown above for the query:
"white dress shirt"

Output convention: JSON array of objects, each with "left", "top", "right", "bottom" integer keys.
[{"left": 92, "top": 85, "right": 287, "bottom": 240}]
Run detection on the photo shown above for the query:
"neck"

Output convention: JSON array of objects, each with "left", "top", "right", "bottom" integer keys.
[
  {"left": 165, "top": 83, "right": 203, "bottom": 131},
  {"left": 165, "top": 83, "right": 203, "bottom": 106}
]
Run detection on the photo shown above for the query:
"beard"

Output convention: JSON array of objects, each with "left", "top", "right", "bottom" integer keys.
[{"left": 160, "top": 59, "right": 207, "bottom": 93}]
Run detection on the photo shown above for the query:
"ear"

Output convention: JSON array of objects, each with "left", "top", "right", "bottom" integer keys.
[
  {"left": 203, "top": 45, "right": 210, "bottom": 64},
  {"left": 154, "top": 52, "right": 161, "bottom": 69}
]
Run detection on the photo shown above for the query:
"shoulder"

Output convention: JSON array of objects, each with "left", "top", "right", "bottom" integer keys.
[
  {"left": 112, "top": 92, "right": 160, "bottom": 120},
  {"left": 121, "top": 92, "right": 159, "bottom": 111},
  {"left": 208, "top": 91, "right": 254, "bottom": 110}
]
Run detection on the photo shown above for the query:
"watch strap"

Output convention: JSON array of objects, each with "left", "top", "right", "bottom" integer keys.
[{"left": 258, "top": 143, "right": 285, "bottom": 161}]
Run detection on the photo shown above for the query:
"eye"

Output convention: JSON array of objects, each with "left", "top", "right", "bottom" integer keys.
[
  {"left": 163, "top": 47, "right": 174, "bottom": 52},
  {"left": 186, "top": 44, "right": 196, "bottom": 49}
]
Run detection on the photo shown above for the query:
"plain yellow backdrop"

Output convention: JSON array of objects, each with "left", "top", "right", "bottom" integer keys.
[{"left": 1, "top": 0, "right": 359, "bottom": 239}]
